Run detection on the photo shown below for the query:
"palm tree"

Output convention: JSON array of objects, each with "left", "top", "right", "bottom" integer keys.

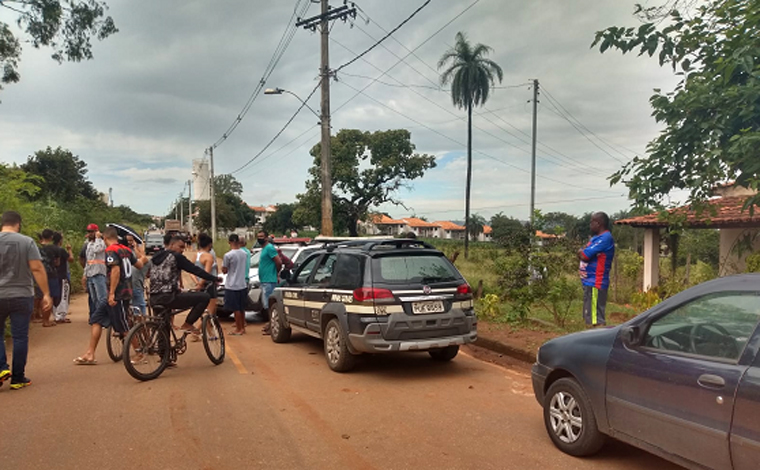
[{"left": 438, "top": 32, "right": 503, "bottom": 258}]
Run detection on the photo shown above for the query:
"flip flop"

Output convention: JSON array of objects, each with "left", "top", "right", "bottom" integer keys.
[
  {"left": 73, "top": 357, "right": 97, "bottom": 365},
  {"left": 228, "top": 330, "right": 245, "bottom": 336}
]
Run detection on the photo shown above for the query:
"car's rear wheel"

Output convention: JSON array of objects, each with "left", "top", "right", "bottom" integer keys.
[
  {"left": 543, "top": 378, "right": 605, "bottom": 456},
  {"left": 269, "top": 302, "right": 291, "bottom": 343},
  {"left": 324, "top": 318, "right": 356, "bottom": 372},
  {"left": 428, "top": 345, "right": 459, "bottom": 361}
]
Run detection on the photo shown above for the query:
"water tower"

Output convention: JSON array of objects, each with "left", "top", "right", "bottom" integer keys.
[{"left": 192, "top": 159, "right": 210, "bottom": 201}]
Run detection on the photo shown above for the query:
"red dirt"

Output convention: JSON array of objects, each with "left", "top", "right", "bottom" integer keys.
[{"left": 477, "top": 321, "right": 560, "bottom": 359}]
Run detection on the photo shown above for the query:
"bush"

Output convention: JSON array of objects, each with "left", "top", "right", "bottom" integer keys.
[{"left": 746, "top": 252, "right": 760, "bottom": 273}]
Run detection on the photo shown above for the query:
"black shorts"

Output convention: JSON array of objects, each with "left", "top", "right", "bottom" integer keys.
[
  {"left": 90, "top": 299, "right": 131, "bottom": 333},
  {"left": 224, "top": 288, "right": 247, "bottom": 312}
]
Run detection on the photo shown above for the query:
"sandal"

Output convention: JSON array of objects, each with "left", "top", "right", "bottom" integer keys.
[
  {"left": 73, "top": 357, "right": 97, "bottom": 365},
  {"left": 228, "top": 330, "right": 245, "bottom": 336}
]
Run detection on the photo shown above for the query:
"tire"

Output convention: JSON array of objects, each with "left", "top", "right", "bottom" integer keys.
[
  {"left": 269, "top": 302, "right": 291, "bottom": 344},
  {"left": 428, "top": 345, "right": 459, "bottom": 361},
  {"left": 323, "top": 318, "right": 356, "bottom": 372},
  {"left": 123, "top": 321, "right": 170, "bottom": 382},
  {"left": 106, "top": 326, "right": 124, "bottom": 362},
  {"left": 543, "top": 378, "right": 606, "bottom": 456},
  {"left": 202, "top": 315, "right": 225, "bottom": 365}
]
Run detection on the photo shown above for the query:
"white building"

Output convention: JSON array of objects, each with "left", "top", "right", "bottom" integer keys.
[{"left": 192, "top": 159, "right": 210, "bottom": 201}]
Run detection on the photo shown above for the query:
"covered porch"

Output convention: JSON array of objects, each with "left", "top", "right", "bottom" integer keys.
[{"left": 616, "top": 187, "right": 760, "bottom": 291}]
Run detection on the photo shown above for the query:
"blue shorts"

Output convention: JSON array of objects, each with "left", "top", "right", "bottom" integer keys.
[
  {"left": 90, "top": 299, "right": 130, "bottom": 333},
  {"left": 224, "top": 289, "right": 247, "bottom": 312}
]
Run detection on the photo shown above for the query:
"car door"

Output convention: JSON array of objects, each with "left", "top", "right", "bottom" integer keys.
[
  {"left": 281, "top": 254, "right": 322, "bottom": 328},
  {"left": 304, "top": 253, "right": 337, "bottom": 331},
  {"left": 730, "top": 324, "right": 760, "bottom": 470},
  {"left": 606, "top": 292, "right": 760, "bottom": 470}
]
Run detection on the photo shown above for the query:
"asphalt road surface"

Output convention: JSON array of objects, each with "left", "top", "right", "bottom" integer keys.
[{"left": 0, "top": 294, "right": 683, "bottom": 470}]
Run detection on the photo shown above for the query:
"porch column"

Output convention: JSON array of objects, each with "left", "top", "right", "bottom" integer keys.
[{"left": 643, "top": 228, "right": 660, "bottom": 291}]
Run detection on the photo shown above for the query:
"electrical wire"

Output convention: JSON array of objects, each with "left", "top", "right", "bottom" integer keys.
[
  {"left": 414, "top": 194, "right": 627, "bottom": 216},
  {"left": 210, "top": 0, "right": 310, "bottom": 149},
  {"left": 333, "top": 0, "right": 432, "bottom": 74}
]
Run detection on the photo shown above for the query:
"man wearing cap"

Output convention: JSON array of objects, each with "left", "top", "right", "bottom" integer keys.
[{"left": 79, "top": 224, "right": 107, "bottom": 318}]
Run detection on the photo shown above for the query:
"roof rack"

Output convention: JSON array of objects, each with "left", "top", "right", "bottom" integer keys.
[{"left": 323, "top": 238, "right": 435, "bottom": 252}]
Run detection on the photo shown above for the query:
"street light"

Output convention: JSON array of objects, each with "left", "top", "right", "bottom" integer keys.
[{"left": 264, "top": 87, "right": 321, "bottom": 122}]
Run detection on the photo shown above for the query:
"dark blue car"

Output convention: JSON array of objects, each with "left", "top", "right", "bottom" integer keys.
[{"left": 532, "top": 274, "right": 760, "bottom": 470}]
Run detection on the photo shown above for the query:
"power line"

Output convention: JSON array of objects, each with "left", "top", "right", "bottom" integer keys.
[
  {"left": 230, "top": 79, "right": 322, "bottom": 175},
  {"left": 211, "top": 0, "right": 310, "bottom": 149},
  {"left": 238, "top": 124, "right": 320, "bottom": 175},
  {"left": 333, "top": 0, "right": 432, "bottom": 74},
  {"left": 416, "top": 194, "right": 627, "bottom": 216}
]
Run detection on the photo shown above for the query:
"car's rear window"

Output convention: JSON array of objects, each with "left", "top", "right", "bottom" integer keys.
[
  {"left": 147, "top": 235, "right": 163, "bottom": 243},
  {"left": 374, "top": 255, "right": 460, "bottom": 284}
]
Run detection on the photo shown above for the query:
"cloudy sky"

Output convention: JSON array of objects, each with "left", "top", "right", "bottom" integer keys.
[{"left": 0, "top": 0, "right": 679, "bottom": 222}]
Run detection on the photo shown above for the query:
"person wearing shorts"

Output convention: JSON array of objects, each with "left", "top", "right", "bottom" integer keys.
[
  {"left": 73, "top": 227, "right": 147, "bottom": 365},
  {"left": 223, "top": 234, "right": 248, "bottom": 335},
  {"left": 578, "top": 212, "right": 615, "bottom": 327},
  {"left": 258, "top": 231, "right": 282, "bottom": 336}
]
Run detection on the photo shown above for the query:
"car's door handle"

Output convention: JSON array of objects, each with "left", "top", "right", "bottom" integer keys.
[{"left": 698, "top": 374, "right": 725, "bottom": 389}]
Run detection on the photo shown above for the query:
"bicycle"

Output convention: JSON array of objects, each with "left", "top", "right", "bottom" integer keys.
[
  {"left": 122, "top": 305, "right": 225, "bottom": 381},
  {"left": 105, "top": 306, "right": 145, "bottom": 363}
]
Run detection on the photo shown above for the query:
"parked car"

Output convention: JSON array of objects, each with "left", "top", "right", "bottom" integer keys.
[
  {"left": 267, "top": 239, "right": 478, "bottom": 372},
  {"left": 144, "top": 233, "right": 164, "bottom": 255},
  {"left": 531, "top": 274, "right": 760, "bottom": 470}
]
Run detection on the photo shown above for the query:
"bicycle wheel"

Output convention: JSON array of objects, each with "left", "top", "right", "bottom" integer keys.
[
  {"left": 202, "top": 314, "right": 225, "bottom": 365},
  {"left": 123, "top": 321, "right": 170, "bottom": 381},
  {"left": 105, "top": 326, "right": 125, "bottom": 362}
]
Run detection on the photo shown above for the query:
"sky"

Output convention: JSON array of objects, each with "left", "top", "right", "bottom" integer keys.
[{"left": 0, "top": 0, "right": 681, "bottom": 222}]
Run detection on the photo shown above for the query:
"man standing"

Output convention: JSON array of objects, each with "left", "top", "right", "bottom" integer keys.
[
  {"left": 258, "top": 231, "right": 282, "bottom": 336},
  {"left": 79, "top": 224, "right": 107, "bottom": 320},
  {"left": 74, "top": 227, "right": 148, "bottom": 365},
  {"left": 53, "top": 232, "right": 74, "bottom": 323},
  {"left": 0, "top": 211, "right": 52, "bottom": 390},
  {"left": 240, "top": 237, "right": 252, "bottom": 286},
  {"left": 126, "top": 235, "right": 149, "bottom": 316},
  {"left": 223, "top": 234, "right": 248, "bottom": 336},
  {"left": 194, "top": 233, "right": 218, "bottom": 317},
  {"left": 38, "top": 229, "right": 64, "bottom": 327},
  {"left": 578, "top": 212, "right": 615, "bottom": 328}
]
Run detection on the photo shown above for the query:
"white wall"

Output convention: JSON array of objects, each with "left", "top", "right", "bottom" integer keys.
[{"left": 719, "top": 228, "right": 760, "bottom": 275}]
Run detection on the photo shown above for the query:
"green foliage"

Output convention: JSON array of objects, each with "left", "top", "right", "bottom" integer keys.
[
  {"left": 21, "top": 147, "right": 99, "bottom": 201},
  {"left": 466, "top": 213, "right": 487, "bottom": 240},
  {"left": 490, "top": 212, "right": 531, "bottom": 250},
  {"left": 678, "top": 229, "right": 720, "bottom": 268},
  {"left": 192, "top": 174, "right": 256, "bottom": 232},
  {"left": 631, "top": 290, "right": 662, "bottom": 311},
  {"left": 595, "top": 0, "right": 760, "bottom": 213},
  {"left": 477, "top": 294, "right": 502, "bottom": 321},
  {"left": 0, "top": 0, "right": 117, "bottom": 93},
  {"left": 263, "top": 203, "right": 296, "bottom": 236},
  {"left": 438, "top": 31, "right": 504, "bottom": 109},
  {"left": 746, "top": 252, "right": 760, "bottom": 272},
  {"left": 295, "top": 129, "right": 435, "bottom": 236},
  {"left": 214, "top": 174, "right": 243, "bottom": 198}
]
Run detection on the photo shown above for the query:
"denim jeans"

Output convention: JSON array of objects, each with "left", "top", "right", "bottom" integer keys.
[
  {"left": 87, "top": 274, "right": 108, "bottom": 318},
  {"left": 261, "top": 282, "right": 277, "bottom": 311},
  {"left": 0, "top": 297, "right": 33, "bottom": 381},
  {"left": 132, "top": 286, "right": 146, "bottom": 316}
]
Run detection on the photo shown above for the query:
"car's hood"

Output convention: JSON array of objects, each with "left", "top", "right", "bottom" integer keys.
[
  {"left": 219, "top": 267, "right": 259, "bottom": 288},
  {"left": 538, "top": 325, "right": 620, "bottom": 366}
]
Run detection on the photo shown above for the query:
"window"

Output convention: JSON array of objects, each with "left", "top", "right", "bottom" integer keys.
[
  {"left": 644, "top": 292, "right": 760, "bottom": 361},
  {"left": 312, "top": 254, "right": 337, "bottom": 286},
  {"left": 294, "top": 255, "right": 321, "bottom": 285},
  {"left": 374, "top": 255, "right": 460, "bottom": 284},
  {"left": 331, "top": 255, "right": 363, "bottom": 289}
]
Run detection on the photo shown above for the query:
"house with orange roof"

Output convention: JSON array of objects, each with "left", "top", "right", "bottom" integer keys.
[
  {"left": 401, "top": 217, "right": 440, "bottom": 238},
  {"left": 361, "top": 214, "right": 407, "bottom": 235},
  {"left": 433, "top": 220, "right": 466, "bottom": 240},
  {"left": 248, "top": 204, "right": 277, "bottom": 225},
  {"left": 478, "top": 225, "right": 493, "bottom": 242}
]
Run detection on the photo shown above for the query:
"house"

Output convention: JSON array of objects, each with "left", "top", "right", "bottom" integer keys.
[
  {"left": 478, "top": 225, "right": 493, "bottom": 242},
  {"left": 249, "top": 205, "right": 277, "bottom": 225},
  {"left": 402, "top": 217, "right": 439, "bottom": 238},
  {"left": 616, "top": 184, "right": 760, "bottom": 291},
  {"left": 433, "top": 221, "right": 466, "bottom": 240},
  {"left": 363, "top": 214, "right": 407, "bottom": 235}
]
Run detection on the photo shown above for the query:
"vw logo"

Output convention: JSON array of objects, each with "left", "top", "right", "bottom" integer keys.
[{"left": 422, "top": 285, "right": 432, "bottom": 295}]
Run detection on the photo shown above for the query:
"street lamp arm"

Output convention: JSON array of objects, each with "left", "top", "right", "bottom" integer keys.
[{"left": 264, "top": 87, "right": 321, "bottom": 120}]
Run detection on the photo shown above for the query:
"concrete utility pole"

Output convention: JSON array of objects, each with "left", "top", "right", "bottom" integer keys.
[
  {"left": 296, "top": 1, "right": 356, "bottom": 236},
  {"left": 530, "top": 79, "right": 539, "bottom": 229},
  {"left": 179, "top": 192, "right": 184, "bottom": 228},
  {"left": 209, "top": 147, "right": 217, "bottom": 242},
  {"left": 187, "top": 179, "right": 193, "bottom": 235}
]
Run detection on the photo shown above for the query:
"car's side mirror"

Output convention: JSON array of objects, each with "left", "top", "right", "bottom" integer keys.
[
  {"left": 281, "top": 270, "right": 292, "bottom": 282},
  {"left": 621, "top": 325, "right": 643, "bottom": 348}
]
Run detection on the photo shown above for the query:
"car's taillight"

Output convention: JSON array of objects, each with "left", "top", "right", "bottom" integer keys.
[
  {"left": 353, "top": 287, "right": 394, "bottom": 302},
  {"left": 457, "top": 284, "right": 472, "bottom": 295}
]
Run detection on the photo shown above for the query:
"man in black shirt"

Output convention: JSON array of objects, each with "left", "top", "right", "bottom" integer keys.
[
  {"left": 149, "top": 236, "right": 220, "bottom": 334},
  {"left": 52, "top": 232, "right": 74, "bottom": 323},
  {"left": 38, "top": 229, "right": 67, "bottom": 327}
]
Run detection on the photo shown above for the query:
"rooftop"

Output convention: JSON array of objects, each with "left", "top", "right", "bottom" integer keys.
[
  {"left": 615, "top": 196, "right": 760, "bottom": 228},
  {"left": 433, "top": 221, "right": 465, "bottom": 231}
]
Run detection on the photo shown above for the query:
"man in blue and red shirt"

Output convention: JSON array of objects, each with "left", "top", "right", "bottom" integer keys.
[{"left": 578, "top": 212, "right": 615, "bottom": 327}]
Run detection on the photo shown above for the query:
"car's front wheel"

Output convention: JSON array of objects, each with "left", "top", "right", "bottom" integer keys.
[{"left": 543, "top": 378, "right": 605, "bottom": 456}]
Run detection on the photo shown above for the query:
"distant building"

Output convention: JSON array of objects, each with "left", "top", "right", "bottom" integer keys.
[
  {"left": 361, "top": 214, "right": 493, "bottom": 242},
  {"left": 192, "top": 159, "right": 211, "bottom": 201},
  {"left": 249, "top": 205, "right": 278, "bottom": 225}
]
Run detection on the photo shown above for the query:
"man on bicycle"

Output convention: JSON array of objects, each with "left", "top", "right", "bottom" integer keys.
[{"left": 149, "top": 235, "right": 221, "bottom": 334}]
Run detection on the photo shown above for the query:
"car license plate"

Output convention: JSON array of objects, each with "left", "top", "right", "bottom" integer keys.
[{"left": 412, "top": 301, "right": 444, "bottom": 314}]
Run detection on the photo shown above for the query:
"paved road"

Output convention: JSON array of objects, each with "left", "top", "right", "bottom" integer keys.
[{"left": 0, "top": 294, "right": 682, "bottom": 470}]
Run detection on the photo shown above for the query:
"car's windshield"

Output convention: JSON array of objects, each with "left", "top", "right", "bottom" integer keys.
[
  {"left": 147, "top": 235, "right": 163, "bottom": 243},
  {"left": 373, "top": 254, "right": 460, "bottom": 284}
]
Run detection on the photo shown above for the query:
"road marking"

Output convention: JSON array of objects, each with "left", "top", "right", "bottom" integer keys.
[{"left": 226, "top": 343, "right": 249, "bottom": 374}]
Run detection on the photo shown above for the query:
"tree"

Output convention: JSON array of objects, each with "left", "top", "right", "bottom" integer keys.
[
  {"left": 0, "top": 164, "right": 40, "bottom": 215},
  {"left": 295, "top": 129, "right": 436, "bottom": 236},
  {"left": 263, "top": 203, "right": 296, "bottom": 236},
  {"left": 466, "top": 213, "right": 487, "bottom": 241},
  {"left": 594, "top": 0, "right": 760, "bottom": 213},
  {"left": 490, "top": 212, "right": 531, "bottom": 250},
  {"left": 214, "top": 174, "right": 243, "bottom": 198},
  {"left": 0, "top": 0, "right": 117, "bottom": 93},
  {"left": 438, "top": 32, "right": 503, "bottom": 258},
  {"left": 541, "top": 212, "right": 580, "bottom": 236},
  {"left": 22, "top": 146, "right": 99, "bottom": 202}
]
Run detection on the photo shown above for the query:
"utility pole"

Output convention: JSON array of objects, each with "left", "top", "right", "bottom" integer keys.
[
  {"left": 187, "top": 179, "right": 193, "bottom": 235},
  {"left": 530, "top": 79, "right": 539, "bottom": 230},
  {"left": 209, "top": 147, "right": 217, "bottom": 242},
  {"left": 297, "top": 1, "right": 356, "bottom": 236}
]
